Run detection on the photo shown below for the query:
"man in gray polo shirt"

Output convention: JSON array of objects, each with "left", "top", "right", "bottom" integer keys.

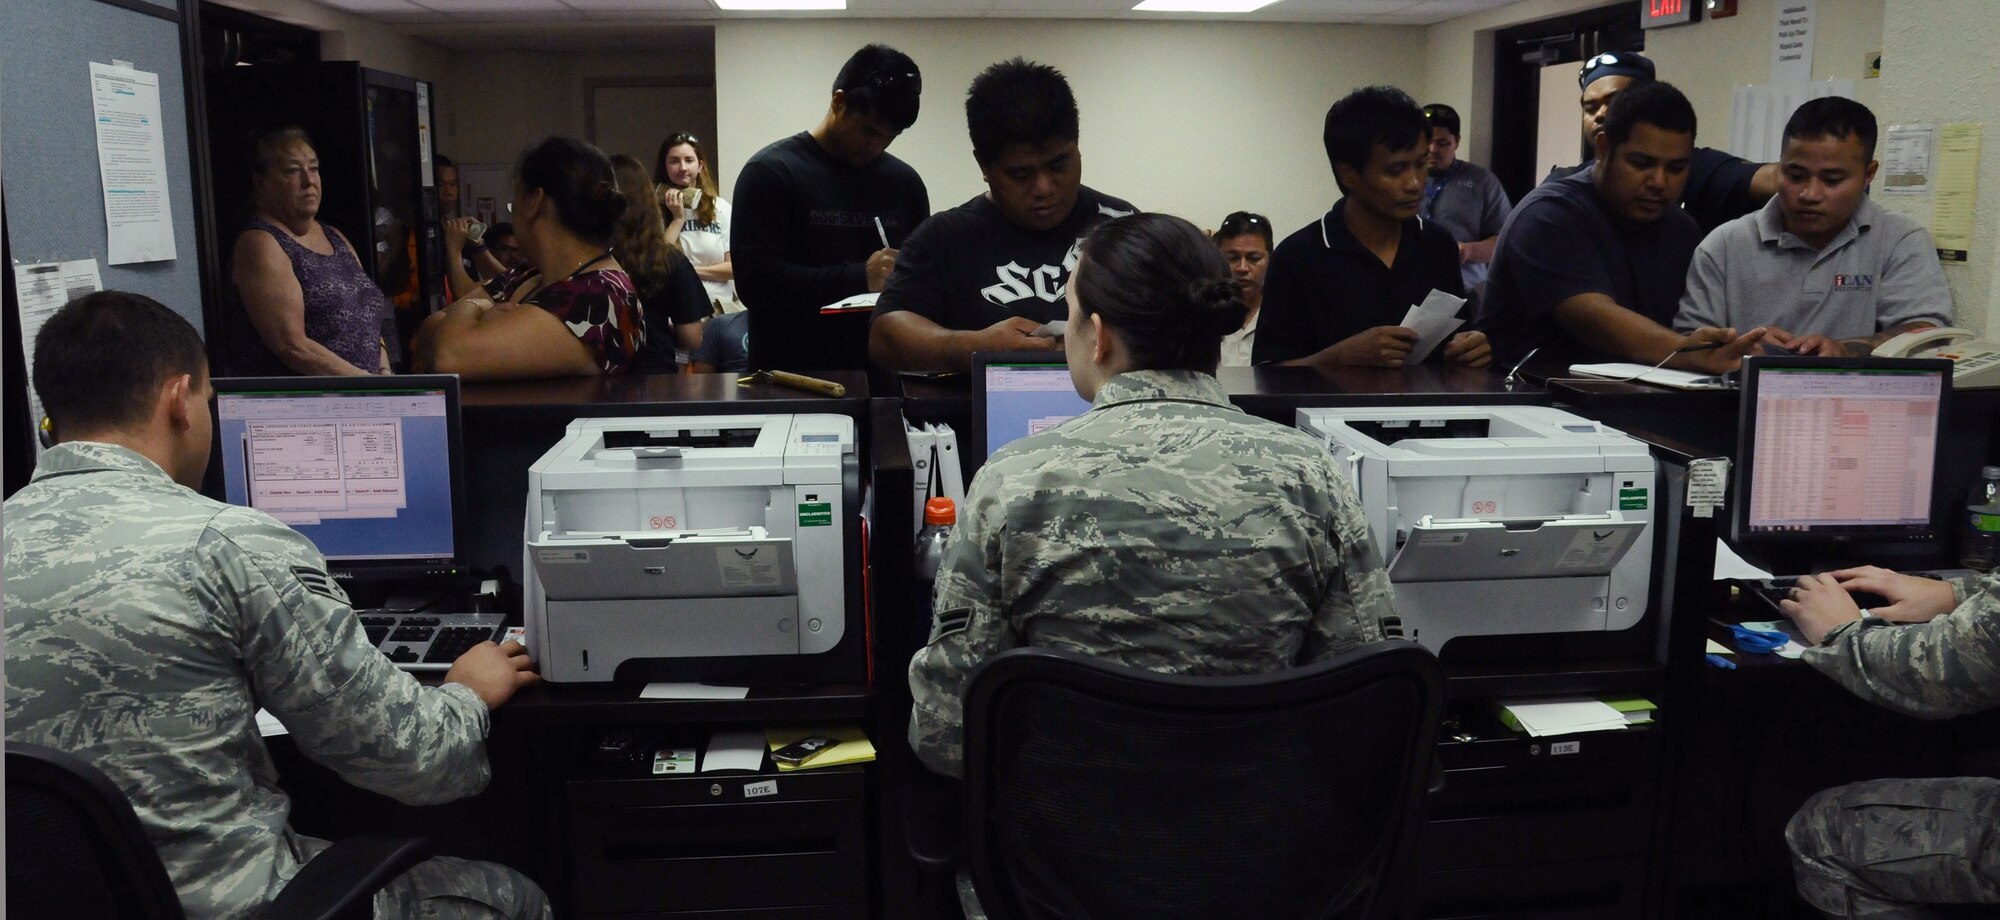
[
  {"left": 1420, "top": 103, "right": 1511, "bottom": 295},
  {"left": 1676, "top": 97, "right": 1951, "bottom": 355}
]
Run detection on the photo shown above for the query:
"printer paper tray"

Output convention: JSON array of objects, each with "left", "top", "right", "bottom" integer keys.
[
  {"left": 530, "top": 533, "right": 796, "bottom": 600},
  {"left": 1387, "top": 516, "right": 1644, "bottom": 582}
]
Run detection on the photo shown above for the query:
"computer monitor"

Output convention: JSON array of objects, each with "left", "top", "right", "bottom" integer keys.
[
  {"left": 969, "top": 352, "right": 1093, "bottom": 463},
  {"left": 210, "top": 375, "right": 468, "bottom": 581},
  {"left": 1730, "top": 355, "right": 1953, "bottom": 568}
]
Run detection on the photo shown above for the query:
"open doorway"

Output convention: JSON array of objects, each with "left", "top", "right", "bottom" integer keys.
[{"left": 1489, "top": 2, "right": 1642, "bottom": 201}]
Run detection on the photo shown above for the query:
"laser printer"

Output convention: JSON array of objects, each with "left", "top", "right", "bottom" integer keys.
[
  {"left": 524, "top": 414, "right": 864, "bottom": 684},
  {"left": 1296, "top": 406, "right": 1656, "bottom": 653}
]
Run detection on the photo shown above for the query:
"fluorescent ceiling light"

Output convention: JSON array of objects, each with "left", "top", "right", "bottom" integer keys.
[
  {"left": 1132, "top": 0, "right": 1279, "bottom": 11},
  {"left": 714, "top": 0, "right": 845, "bottom": 9}
]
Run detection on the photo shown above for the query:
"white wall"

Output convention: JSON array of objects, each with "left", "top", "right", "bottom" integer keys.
[
  {"left": 210, "top": 0, "right": 447, "bottom": 83},
  {"left": 1875, "top": 0, "right": 1998, "bottom": 339},
  {"left": 714, "top": 19, "right": 1429, "bottom": 239}
]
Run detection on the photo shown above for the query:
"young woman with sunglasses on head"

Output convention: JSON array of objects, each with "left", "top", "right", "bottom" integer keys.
[{"left": 654, "top": 132, "right": 736, "bottom": 309}]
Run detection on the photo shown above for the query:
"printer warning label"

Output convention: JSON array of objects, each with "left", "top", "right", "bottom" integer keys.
[
  {"left": 797, "top": 502, "right": 833, "bottom": 527},
  {"left": 536, "top": 548, "right": 591, "bottom": 565},
  {"left": 718, "top": 547, "right": 783, "bottom": 589},
  {"left": 1618, "top": 487, "right": 1648, "bottom": 510}
]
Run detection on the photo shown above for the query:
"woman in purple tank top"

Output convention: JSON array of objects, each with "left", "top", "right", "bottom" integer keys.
[{"left": 231, "top": 128, "right": 392, "bottom": 376}]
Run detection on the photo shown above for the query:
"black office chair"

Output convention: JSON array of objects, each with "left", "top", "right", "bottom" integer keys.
[
  {"left": 957, "top": 641, "right": 1445, "bottom": 920},
  {"left": 6, "top": 742, "right": 434, "bottom": 920}
]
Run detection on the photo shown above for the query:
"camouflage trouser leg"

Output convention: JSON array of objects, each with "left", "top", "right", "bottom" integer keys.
[
  {"left": 372, "top": 854, "right": 552, "bottom": 920},
  {"left": 1787, "top": 776, "right": 2000, "bottom": 919}
]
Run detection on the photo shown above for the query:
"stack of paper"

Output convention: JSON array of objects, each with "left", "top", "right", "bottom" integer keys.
[
  {"left": 765, "top": 725, "right": 876, "bottom": 772},
  {"left": 1400, "top": 289, "right": 1466, "bottom": 364},
  {"left": 1601, "top": 697, "right": 1657, "bottom": 725},
  {"left": 701, "top": 729, "right": 767, "bottom": 772},
  {"left": 1495, "top": 698, "right": 1634, "bottom": 737}
]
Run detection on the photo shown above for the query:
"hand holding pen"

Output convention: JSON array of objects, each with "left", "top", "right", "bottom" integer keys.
[
  {"left": 1666, "top": 326, "right": 1767, "bottom": 375},
  {"left": 865, "top": 216, "right": 899, "bottom": 292}
]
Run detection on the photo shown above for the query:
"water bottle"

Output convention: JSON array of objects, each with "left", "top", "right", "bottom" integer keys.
[
  {"left": 1965, "top": 466, "right": 2000, "bottom": 572},
  {"left": 914, "top": 497, "right": 957, "bottom": 581}
]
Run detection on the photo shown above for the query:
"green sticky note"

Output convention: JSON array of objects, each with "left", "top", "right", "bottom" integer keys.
[
  {"left": 797, "top": 502, "right": 833, "bottom": 527},
  {"left": 1618, "top": 487, "right": 1648, "bottom": 510}
]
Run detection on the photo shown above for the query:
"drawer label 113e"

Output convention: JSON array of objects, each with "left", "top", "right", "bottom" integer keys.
[{"left": 743, "top": 780, "right": 778, "bottom": 798}]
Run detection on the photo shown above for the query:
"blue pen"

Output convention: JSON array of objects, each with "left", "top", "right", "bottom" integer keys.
[{"left": 1706, "top": 653, "right": 1738, "bottom": 670}]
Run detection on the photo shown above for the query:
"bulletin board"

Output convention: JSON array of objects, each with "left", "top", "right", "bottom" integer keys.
[{"left": 1, "top": 0, "right": 207, "bottom": 330}]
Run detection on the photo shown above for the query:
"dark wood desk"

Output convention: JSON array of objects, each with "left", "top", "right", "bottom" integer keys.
[{"left": 1215, "top": 363, "right": 1548, "bottom": 423}]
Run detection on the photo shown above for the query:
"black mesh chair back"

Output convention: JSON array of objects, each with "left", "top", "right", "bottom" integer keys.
[
  {"left": 961, "top": 641, "right": 1444, "bottom": 920},
  {"left": 7, "top": 742, "right": 187, "bottom": 920}
]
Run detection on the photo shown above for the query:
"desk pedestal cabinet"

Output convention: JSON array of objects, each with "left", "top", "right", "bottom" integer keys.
[
  {"left": 1409, "top": 709, "right": 1662, "bottom": 919},
  {"left": 563, "top": 764, "right": 869, "bottom": 919}
]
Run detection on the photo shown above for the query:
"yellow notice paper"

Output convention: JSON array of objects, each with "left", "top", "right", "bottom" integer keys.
[
  {"left": 766, "top": 725, "right": 876, "bottom": 772},
  {"left": 1932, "top": 123, "right": 1983, "bottom": 264}
]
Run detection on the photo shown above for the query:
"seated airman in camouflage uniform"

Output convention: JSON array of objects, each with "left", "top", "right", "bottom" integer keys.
[
  {"left": 907, "top": 215, "right": 1401, "bottom": 915},
  {"left": 4, "top": 292, "right": 549, "bottom": 920},
  {"left": 1780, "top": 565, "right": 2000, "bottom": 918}
]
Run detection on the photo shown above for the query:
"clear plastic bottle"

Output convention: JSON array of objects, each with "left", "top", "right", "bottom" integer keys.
[
  {"left": 1965, "top": 466, "right": 2000, "bottom": 573},
  {"left": 914, "top": 497, "right": 957, "bottom": 581}
]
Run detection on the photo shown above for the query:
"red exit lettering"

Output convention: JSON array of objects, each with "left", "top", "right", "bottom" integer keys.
[{"left": 1651, "top": 0, "right": 1682, "bottom": 14}]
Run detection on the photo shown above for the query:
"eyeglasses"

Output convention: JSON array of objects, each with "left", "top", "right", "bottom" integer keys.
[
  {"left": 667, "top": 133, "right": 701, "bottom": 147},
  {"left": 864, "top": 70, "right": 922, "bottom": 94}
]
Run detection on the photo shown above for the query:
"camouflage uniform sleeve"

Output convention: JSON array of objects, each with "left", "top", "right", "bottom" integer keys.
[
  {"left": 197, "top": 510, "right": 492, "bottom": 805},
  {"left": 1301, "top": 464, "right": 1397, "bottom": 663},
  {"left": 1801, "top": 575, "right": 2000, "bottom": 720},
  {"left": 907, "top": 475, "right": 1018, "bottom": 779}
]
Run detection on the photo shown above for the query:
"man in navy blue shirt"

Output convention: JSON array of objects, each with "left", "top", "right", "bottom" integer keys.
[
  {"left": 1253, "top": 86, "right": 1490, "bottom": 369},
  {"left": 1477, "top": 81, "right": 1764, "bottom": 371}
]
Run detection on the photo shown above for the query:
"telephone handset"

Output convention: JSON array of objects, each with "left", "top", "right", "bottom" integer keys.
[{"left": 1873, "top": 326, "right": 2000, "bottom": 388}]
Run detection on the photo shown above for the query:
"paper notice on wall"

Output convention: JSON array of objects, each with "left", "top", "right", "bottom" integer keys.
[
  {"left": 1770, "top": 1, "right": 1816, "bottom": 92},
  {"left": 1931, "top": 123, "right": 1983, "bottom": 265},
  {"left": 89, "top": 63, "right": 177, "bottom": 264},
  {"left": 12, "top": 260, "right": 104, "bottom": 455},
  {"left": 1882, "top": 124, "right": 1937, "bottom": 195}
]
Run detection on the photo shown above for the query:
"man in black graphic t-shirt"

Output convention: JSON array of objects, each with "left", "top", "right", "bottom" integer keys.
[
  {"left": 734, "top": 44, "right": 930, "bottom": 372},
  {"left": 870, "top": 58, "right": 1134, "bottom": 374}
]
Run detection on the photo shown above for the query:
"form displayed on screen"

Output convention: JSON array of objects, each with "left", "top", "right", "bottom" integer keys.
[
  {"left": 215, "top": 386, "right": 457, "bottom": 563},
  {"left": 1745, "top": 369, "right": 1944, "bottom": 532},
  {"left": 982, "top": 363, "right": 1092, "bottom": 459}
]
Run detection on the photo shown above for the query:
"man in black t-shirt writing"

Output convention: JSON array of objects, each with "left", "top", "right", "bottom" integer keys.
[
  {"left": 734, "top": 44, "right": 931, "bottom": 372},
  {"left": 869, "top": 58, "right": 1134, "bottom": 374},
  {"left": 1476, "top": 81, "right": 1764, "bottom": 372},
  {"left": 1254, "top": 86, "right": 1490, "bottom": 369}
]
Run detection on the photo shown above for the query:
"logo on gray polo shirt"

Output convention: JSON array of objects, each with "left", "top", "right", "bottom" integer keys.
[{"left": 1832, "top": 274, "right": 1874, "bottom": 292}]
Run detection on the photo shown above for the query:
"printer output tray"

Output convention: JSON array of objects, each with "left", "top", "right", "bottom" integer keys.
[
  {"left": 530, "top": 534, "right": 796, "bottom": 600},
  {"left": 1388, "top": 516, "right": 1644, "bottom": 582}
]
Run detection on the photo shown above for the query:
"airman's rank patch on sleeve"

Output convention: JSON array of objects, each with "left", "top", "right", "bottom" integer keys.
[
  {"left": 291, "top": 566, "right": 348, "bottom": 603},
  {"left": 928, "top": 607, "right": 973, "bottom": 643}
]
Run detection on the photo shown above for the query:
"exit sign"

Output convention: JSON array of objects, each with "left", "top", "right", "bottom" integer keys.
[{"left": 1642, "top": 0, "right": 1698, "bottom": 28}]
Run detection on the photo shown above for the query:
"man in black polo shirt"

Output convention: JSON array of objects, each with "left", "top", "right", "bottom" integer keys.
[
  {"left": 1254, "top": 86, "right": 1490, "bottom": 369},
  {"left": 733, "top": 44, "right": 931, "bottom": 373},
  {"left": 1477, "top": 81, "right": 1764, "bottom": 372},
  {"left": 1546, "top": 51, "right": 1776, "bottom": 234},
  {"left": 869, "top": 58, "right": 1134, "bottom": 373}
]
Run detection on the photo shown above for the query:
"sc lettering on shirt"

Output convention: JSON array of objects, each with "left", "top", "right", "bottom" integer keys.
[{"left": 980, "top": 261, "right": 1070, "bottom": 306}]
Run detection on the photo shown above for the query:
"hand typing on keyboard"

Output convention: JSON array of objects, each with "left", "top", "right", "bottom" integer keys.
[{"left": 1776, "top": 568, "right": 1960, "bottom": 646}]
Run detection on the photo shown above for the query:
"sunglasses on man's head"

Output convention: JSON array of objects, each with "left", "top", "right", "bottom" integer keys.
[{"left": 865, "top": 71, "right": 922, "bottom": 94}]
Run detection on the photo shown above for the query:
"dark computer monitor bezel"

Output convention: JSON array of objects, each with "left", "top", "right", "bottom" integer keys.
[
  {"left": 1728, "top": 354, "right": 1954, "bottom": 551},
  {"left": 207, "top": 373, "right": 470, "bottom": 579},
  {"left": 967, "top": 350, "right": 1085, "bottom": 464}
]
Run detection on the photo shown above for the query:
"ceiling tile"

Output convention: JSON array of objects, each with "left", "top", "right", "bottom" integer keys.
[
  {"left": 561, "top": 0, "right": 712, "bottom": 10},
  {"left": 313, "top": 0, "right": 432, "bottom": 12},
  {"left": 414, "top": 0, "right": 573, "bottom": 11}
]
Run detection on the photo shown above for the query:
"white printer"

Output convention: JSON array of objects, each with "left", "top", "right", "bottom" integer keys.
[
  {"left": 523, "top": 414, "right": 862, "bottom": 684},
  {"left": 1296, "top": 406, "right": 1656, "bottom": 653}
]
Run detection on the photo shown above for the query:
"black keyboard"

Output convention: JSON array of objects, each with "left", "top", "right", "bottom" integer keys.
[
  {"left": 1741, "top": 572, "right": 1960, "bottom": 615},
  {"left": 354, "top": 610, "right": 506, "bottom": 672}
]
